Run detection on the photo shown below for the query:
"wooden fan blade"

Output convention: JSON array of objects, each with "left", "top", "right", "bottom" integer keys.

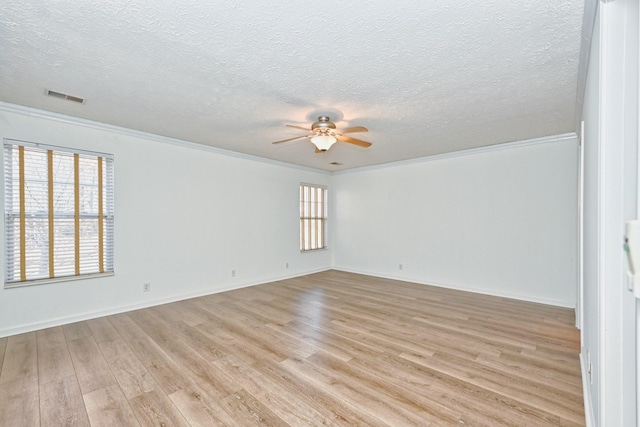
[
  {"left": 286, "top": 124, "right": 311, "bottom": 131},
  {"left": 336, "top": 134, "right": 372, "bottom": 148},
  {"left": 340, "top": 126, "right": 368, "bottom": 134},
  {"left": 271, "top": 135, "right": 310, "bottom": 144},
  {"left": 315, "top": 147, "right": 323, "bottom": 153}
]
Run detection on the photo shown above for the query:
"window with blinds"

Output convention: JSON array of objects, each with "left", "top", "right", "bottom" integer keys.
[
  {"left": 4, "top": 141, "right": 114, "bottom": 287},
  {"left": 300, "top": 183, "right": 327, "bottom": 251}
]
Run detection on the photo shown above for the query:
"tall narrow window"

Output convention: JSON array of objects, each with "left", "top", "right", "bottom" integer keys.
[
  {"left": 300, "top": 183, "right": 327, "bottom": 251},
  {"left": 4, "top": 141, "right": 114, "bottom": 286}
]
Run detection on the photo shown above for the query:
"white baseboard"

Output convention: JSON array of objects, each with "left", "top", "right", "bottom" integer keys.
[
  {"left": 332, "top": 266, "right": 576, "bottom": 308},
  {"left": 0, "top": 267, "right": 331, "bottom": 338},
  {"left": 580, "top": 352, "right": 596, "bottom": 427}
]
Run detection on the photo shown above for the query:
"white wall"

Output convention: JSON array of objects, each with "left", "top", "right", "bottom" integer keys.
[
  {"left": 332, "top": 137, "right": 579, "bottom": 307},
  {"left": 0, "top": 106, "right": 332, "bottom": 337},
  {"left": 581, "top": 4, "right": 601, "bottom": 424},
  {"left": 581, "top": 1, "right": 639, "bottom": 425}
]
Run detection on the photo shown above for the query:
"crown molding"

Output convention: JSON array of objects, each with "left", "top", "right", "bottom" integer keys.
[
  {"left": 0, "top": 101, "right": 330, "bottom": 175},
  {"left": 333, "top": 132, "right": 578, "bottom": 175},
  {"left": 0, "top": 101, "right": 577, "bottom": 177}
]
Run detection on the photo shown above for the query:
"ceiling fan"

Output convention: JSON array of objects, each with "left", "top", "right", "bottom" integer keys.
[{"left": 272, "top": 116, "right": 372, "bottom": 152}]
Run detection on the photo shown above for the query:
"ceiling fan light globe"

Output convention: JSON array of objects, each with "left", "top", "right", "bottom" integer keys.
[{"left": 311, "top": 135, "right": 337, "bottom": 151}]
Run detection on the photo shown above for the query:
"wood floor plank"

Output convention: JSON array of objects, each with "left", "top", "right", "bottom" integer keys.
[
  {"left": 86, "top": 317, "right": 121, "bottom": 344},
  {"left": 356, "top": 351, "right": 562, "bottom": 426},
  {"left": 0, "top": 377, "right": 40, "bottom": 427},
  {"left": 128, "top": 389, "right": 190, "bottom": 427},
  {"left": 150, "top": 307, "right": 239, "bottom": 366},
  {"left": 190, "top": 300, "right": 308, "bottom": 362},
  {"left": 0, "top": 337, "right": 6, "bottom": 371},
  {"left": 127, "top": 309, "right": 242, "bottom": 400},
  {"left": 311, "top": 350, "right": 462, "bottom": 425},
  {"left": 223, "top": 302, "right": 319, "bottom": 359},
  {"left": 231, "top": 298, "right": 296, "bottom": 325},
  {"left": 401, "top": 350, "right": 584, "bottom": 425},
  {"left": 0, "top": 270, "right": 584, "bottom": 426},
  {"left": 211, "top": 353, "right": 331, "bottom": 426},
  {"left": 281, "top": 355, "right": 436, "bottom": 426},
  {"left": 63, "top": 321, "right": 92, "bottom": 342},
  {"left": 67, "top": 336, "right": 117, "bottom": 395},
  {"left": 193, "top": 317, "right": 276, "bottom": 367},
  {"left": 269, "top": 314, "right": 386, "bottom": 361},
  {"left": 357, "top": 353, "right": 514, "bottom": 427},
  {"left": 0, "top": 333, "right": 39, "bottom": 426},
  {"left": 36, "top": 326, "right": 67, "bottom": 352},
  {"left": 108, "top": 314, "right": 196, "bottom": 396},
  {"left": 254, "top": 357, "right": 388, "bottom": 426},
  {"left": 97, "top": 338, "right": 157, "bottom": 399},
  {"left": 83, "top": 384, "right": 139, "bottom": 427},
  {"left": 151, "top": 302, "right": 206, "bottom": 328},
  {"left": 0, "top": 332, "right": 37, "bottom": 385},
  {"left": 38, "top": 325, "right": 75, "bottom": 386},
  {"left": 475, "top": 351, "right": 583, "bottom": 394},
  {"left": 218, "top": 388, "right": 288, "bottom": 426},
  {"left": 40, "top": 374, "right": 91, "bottom": 427},
  {"left": 169, "top": 385, "right": 240, "bottom": 426},
  {"left": 38, "top": 345, "right": 76, "bottom": 386},
  {"left": 266, "top": 321, "right": 352, "bottom": 362}
]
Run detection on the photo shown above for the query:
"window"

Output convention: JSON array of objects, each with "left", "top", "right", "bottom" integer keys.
[
  {"left": 4, "top": 141, "right": 114, "bottom": 286},
  {"left": 300, "top": 183, "right": 327, "bottom": 251}
]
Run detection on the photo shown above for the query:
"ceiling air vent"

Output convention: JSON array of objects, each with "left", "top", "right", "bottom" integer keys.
[{"left": 45, "top": 89, "right": 85, "bottom": 104}]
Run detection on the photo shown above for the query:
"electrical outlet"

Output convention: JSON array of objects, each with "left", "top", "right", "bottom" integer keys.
[
  {"left": 399, "top": 263, "right": 403, "bottom": 270},
  {"left": 285, "top": 262, "right": 289, "bottom": 269},
  {"left": 231, "top": 269, "right": 236, "bottom": 277},
  {"left": 143, "top": 282, "right": 151, "bottom": 293}
]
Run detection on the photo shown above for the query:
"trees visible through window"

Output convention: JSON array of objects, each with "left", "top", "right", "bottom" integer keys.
[
  {"left": 300, "top": 183, "right": 327, "bottom": 251},
  {"left": 4, "top": 141, "right": 114, "bottom": 286}
]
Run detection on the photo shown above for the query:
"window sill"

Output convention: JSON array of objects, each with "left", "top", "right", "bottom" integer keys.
[
  {"left": 4, "top": 271, "right": 115, "bottom": 289},
  {"left": 300, "top": 247, "right": 329, "bottom": 253}
]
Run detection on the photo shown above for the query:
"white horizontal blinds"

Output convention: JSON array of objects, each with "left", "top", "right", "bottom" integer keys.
[
  {"left": 15, "top": 146, "right": 49, "bottom": 281},
  {"left": 79, "top": 154, "right": 97, "bottom": 274},
  {"left": 300, "top": 185, "right": 305, "bottom": 250},
  {"left": 74, "top": 153, "right": 80, "bottom": 275},
  {"left": 5, "top": 146, "right": 17, "bottom": 282},
  {"left": 4, "top": 142, "right": 114, "bottom": 284},
  {"left": 102, "top": 156, "right": 114, "bottom": 273},
  {"left": 300, "top": 184, "right": 327, "bottom": 251},
  {"left": 47, "top": 150, "right": 54, "bottom": 278},
  {"left": 98, "top": 157, "right": 104, "bottom": 273}
]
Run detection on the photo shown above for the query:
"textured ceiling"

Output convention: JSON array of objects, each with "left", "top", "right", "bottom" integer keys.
[{"left": 0, "top": 0, "right": 584, "bottom": 171}]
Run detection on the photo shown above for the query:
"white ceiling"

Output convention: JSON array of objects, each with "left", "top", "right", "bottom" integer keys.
[{"left": 0, "top": 0, "right": 585, "bottom": 171}]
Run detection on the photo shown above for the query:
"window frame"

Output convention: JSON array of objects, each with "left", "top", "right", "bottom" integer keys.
[
  {"left": 3, "top": 139, "right": 115, "bottom": 288},
  {"left": 300, "top": 183, "right": 328, "bottom": 252}
]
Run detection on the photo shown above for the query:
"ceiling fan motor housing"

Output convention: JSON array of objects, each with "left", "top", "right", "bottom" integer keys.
[{"left": 311, "top": 116, "right": 336, "bottom": 135}]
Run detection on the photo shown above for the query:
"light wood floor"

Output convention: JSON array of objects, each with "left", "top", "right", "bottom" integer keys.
[{"left": 0, "top": 270, "right": 584, "bottom": 426}]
